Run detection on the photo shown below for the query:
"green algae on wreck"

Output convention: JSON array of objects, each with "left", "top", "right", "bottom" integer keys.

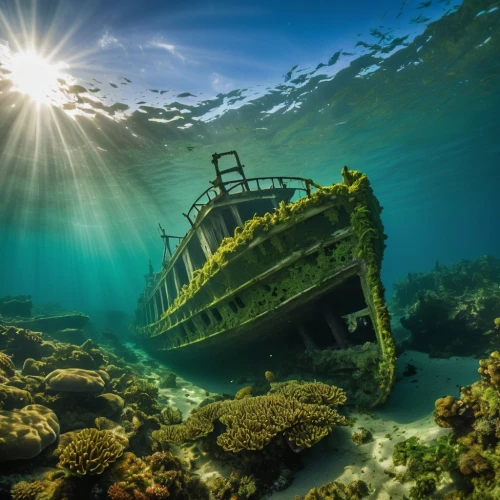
[{"left": 133, "top": 151, "right": 396, "bottom": 407}]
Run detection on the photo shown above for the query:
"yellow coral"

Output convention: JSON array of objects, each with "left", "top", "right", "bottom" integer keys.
[
  {"left": 153, "top": 383, "right": 348, "bottom": 453},
  {"left": 0, "top": 351, "right": 15, "bottom": 378},
  {"left": 153, "top": 401, "right": 228, "bottom": 445},
  {"left": 234, "top": 386, "right": 253, "bottom": 399},
  {"left": 269, "top": 380, "right": 347, "bottom": 406},
  {"left": 58, "top": 428, "right": 124, "bottom": 475},
  {"left": 217, "top": 394, "right": 347, "bottom": 452},
  {"left": 11, "top": 481, "right": 45, "bottom": 500}
]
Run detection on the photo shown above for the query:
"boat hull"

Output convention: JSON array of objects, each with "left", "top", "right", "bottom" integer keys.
[{"left": 135, "top": 168, "right": 396, "bottom": 406}]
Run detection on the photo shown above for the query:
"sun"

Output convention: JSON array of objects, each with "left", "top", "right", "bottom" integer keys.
[{"left": 9, "top": 50, "right": 67, "bottom": 104}]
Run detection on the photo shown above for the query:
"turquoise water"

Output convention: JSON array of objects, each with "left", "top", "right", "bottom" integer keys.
[
  {"left": 0, "top": 0, "right": 499, "bottom": 319},
  {"left": 1, "top": 1, "right": 500, "bottom": 498}
]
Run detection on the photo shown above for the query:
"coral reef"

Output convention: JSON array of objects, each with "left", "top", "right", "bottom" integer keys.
[
  {"left": 268, "top": 380, "right": 347, "bottom": 406},
  {"left": 351, "top": 427, "right": 373, "bottom": 445},
  {"left": 392, "top": 435, "right": 461, "bottom": 498},
  {"left": 297, "top": 342, "right": 382, "bottom": 407},
  {"left": 431, "top": 351, "right": 500, "bottom": 498},
  {"left": 0, "top": 404, "right": 60, "bottom": 461},
  {"left": 121, "top": 376, "right": 161, "bottom": 416},
  {"left": 294, "top": 479, "right": 369, "bottom": 499},
  {"left": 217, "top": 394, "right": 347, "bottom": 452},
  {"left": 0, "top": 351, "right": 16, "bottom": 377},
  {"left": 44, "top": 368, "right": 107, "bottom": 392},
  {"left": 0, "top": 325, "right": 45, "bottom": 360},
  {"left": 58, "top": 428, "right": 125, "bottom": 475},
  {"left": 161, "top": 406, "right": 183, "bottom": 425},
  {"left": 0, "top": 384, "right": 32, "bottom": 409},
  {"left": 94, "top": 393, "right": 125, "bottom": 418},
  {"left": 10, "top": 480, "right": 45, "bottom": 500},
  {"left": 153, "top": 381, "right": 348, "bottom": 453},
  {"left": 207, "top": 471, "right": 258, "bottom": 499},
  {"left": 234, "top": 385, "right": 253, "bottom": 399},
  {"left": 391, "top": 256, "right": 500, "bottom": 357}
]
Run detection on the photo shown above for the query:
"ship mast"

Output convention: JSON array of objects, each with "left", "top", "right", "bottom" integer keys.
[
  {"left": 158, "top": 223, "right": 182, "bottom": 268},
  {"left": 210, "top": 150, "right": 249, "bottom": 193}
]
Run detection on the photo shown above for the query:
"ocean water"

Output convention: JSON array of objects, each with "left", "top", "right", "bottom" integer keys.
[
  {"left": 0, "top": 0, "right": 498, "bottom": 317},
  {"left": 0, "top": 0, "right": 499, "bottom": 498}
]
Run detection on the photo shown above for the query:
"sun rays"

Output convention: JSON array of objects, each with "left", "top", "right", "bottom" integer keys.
[
  {"left": 8, "top": 50, "right": 68, "bottom": 105},
  {"left": 0, "top": 1, "right": 157, "bottom": 313}
]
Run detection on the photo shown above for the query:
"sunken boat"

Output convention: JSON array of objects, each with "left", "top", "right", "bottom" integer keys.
[{"left": 133, "top": 151, "right": 396, "bottom": 406}]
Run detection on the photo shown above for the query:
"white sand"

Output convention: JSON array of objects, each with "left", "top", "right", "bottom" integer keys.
[
  {"left": 138, "top": 347, "right": 482, "bottom": 498},
  {"left": 271, "top": 350, "right": 480, "bottom": 499}
]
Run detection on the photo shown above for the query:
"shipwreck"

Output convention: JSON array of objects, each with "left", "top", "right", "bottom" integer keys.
[{"left": 133, "top": 151, "right": 396, "bottom": 406}]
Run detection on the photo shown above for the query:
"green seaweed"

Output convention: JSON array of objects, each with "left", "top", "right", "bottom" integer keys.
[{"left": 139, "top": 168, "right": 396, "bottom": 406}]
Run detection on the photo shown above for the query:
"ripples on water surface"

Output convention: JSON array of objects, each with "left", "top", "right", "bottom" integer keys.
[{"left": 0, "top": 0, "right": 498, "bottom": 313}]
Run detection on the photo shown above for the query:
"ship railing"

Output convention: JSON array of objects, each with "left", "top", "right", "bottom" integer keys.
[{"left": 185, "top": 176, "right": 318, "bottom": 225}]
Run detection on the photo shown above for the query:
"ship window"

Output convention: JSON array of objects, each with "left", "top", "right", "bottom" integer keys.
[
  {"left": 211, "top": 307, "right": 222, "bottom": 323},
  {"left": 187, "top": 233, "right": 207, "bottom": 270},
  {"left": 166, "top": 273, "right": 177, "bottom": 301},
  {"left": 156, "top": 291, "right": 163, "bottom": 315},
  {"left": 228, "top": 301, "right": 238, "bottom": 313},
  {"left": 235, "top": 296, "right": 245, "bottom": 308},
  {"left": 221, "top": 208, "right": 237, "bottom": 236},
  {"left": 160, "top": 282, "right": 169, "bottom": 308},
  {"left": 200, "top": 311, "right": 211, "bottom": 327},
  {"left": 186, "top": 319, "right": 196, "bottom": 333},
  {"left": 175, "top": 260, "right": 189, "bottom": 288},
  {"left": 178, "top": 324, "right": 188, "bottom": 341}
]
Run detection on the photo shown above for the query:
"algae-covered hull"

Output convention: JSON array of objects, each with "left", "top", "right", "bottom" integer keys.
[{"left": 134, "top": 157, "right": 396, "bottom": 407}]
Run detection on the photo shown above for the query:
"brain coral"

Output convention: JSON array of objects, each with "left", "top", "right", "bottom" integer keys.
[
  {"left": 44, "top": 368, "right": 105, "bottom": 392},
  {"left": 58, "top": 428, "right": 124, "bottom": 475},
  {"left": 0, "top": 404, "right": 60, "bottom": 461}
]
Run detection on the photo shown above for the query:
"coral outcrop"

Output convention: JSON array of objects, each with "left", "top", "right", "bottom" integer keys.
[
  {"left": 58, "top": 428, "right": 125, "bottom": 475},
  {"left": 297, "top": 342, "right": 382, "bottom": 407},
  {"left": 390, "top": 435, "right": 461, "bottom": 499},
  {"left": 0, "top": 325, "right": 45, "bottom": 360},
  {"left": 161, "top": 406, "right": 183, "bottom": 425},
  {"left": 44, "top": 368, "right": 106, "bottom": 392},
  {"left": 0, "top": 404, "right": 59, "bottom": 461},
  {"left": 294, "top": 479, "right": 369, "bottom": 499},
  {"left": 383, "top": 352, "right": 500, "bottom": 498},
  {"left": 391, "top": 256, "right": 500, "bottom": 357},
  {"left": 217, "top": 393, "right": 347, "bottom": 452},
  {"left": 10, "top": 480, "right": 45, "bottom": 500},
  {"left": 0, "top": 351, "right": 16, "bottom": 377},
  {"left": 0, "top": 384, "right": 32, "bottom": 409},
  {"left": 152, "top": 381, "right": 348, "bottom": 453}
]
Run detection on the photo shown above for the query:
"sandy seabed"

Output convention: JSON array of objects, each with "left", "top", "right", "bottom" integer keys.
[{"left": 147, "top": 349, "right": 481, "bottom": 499}]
